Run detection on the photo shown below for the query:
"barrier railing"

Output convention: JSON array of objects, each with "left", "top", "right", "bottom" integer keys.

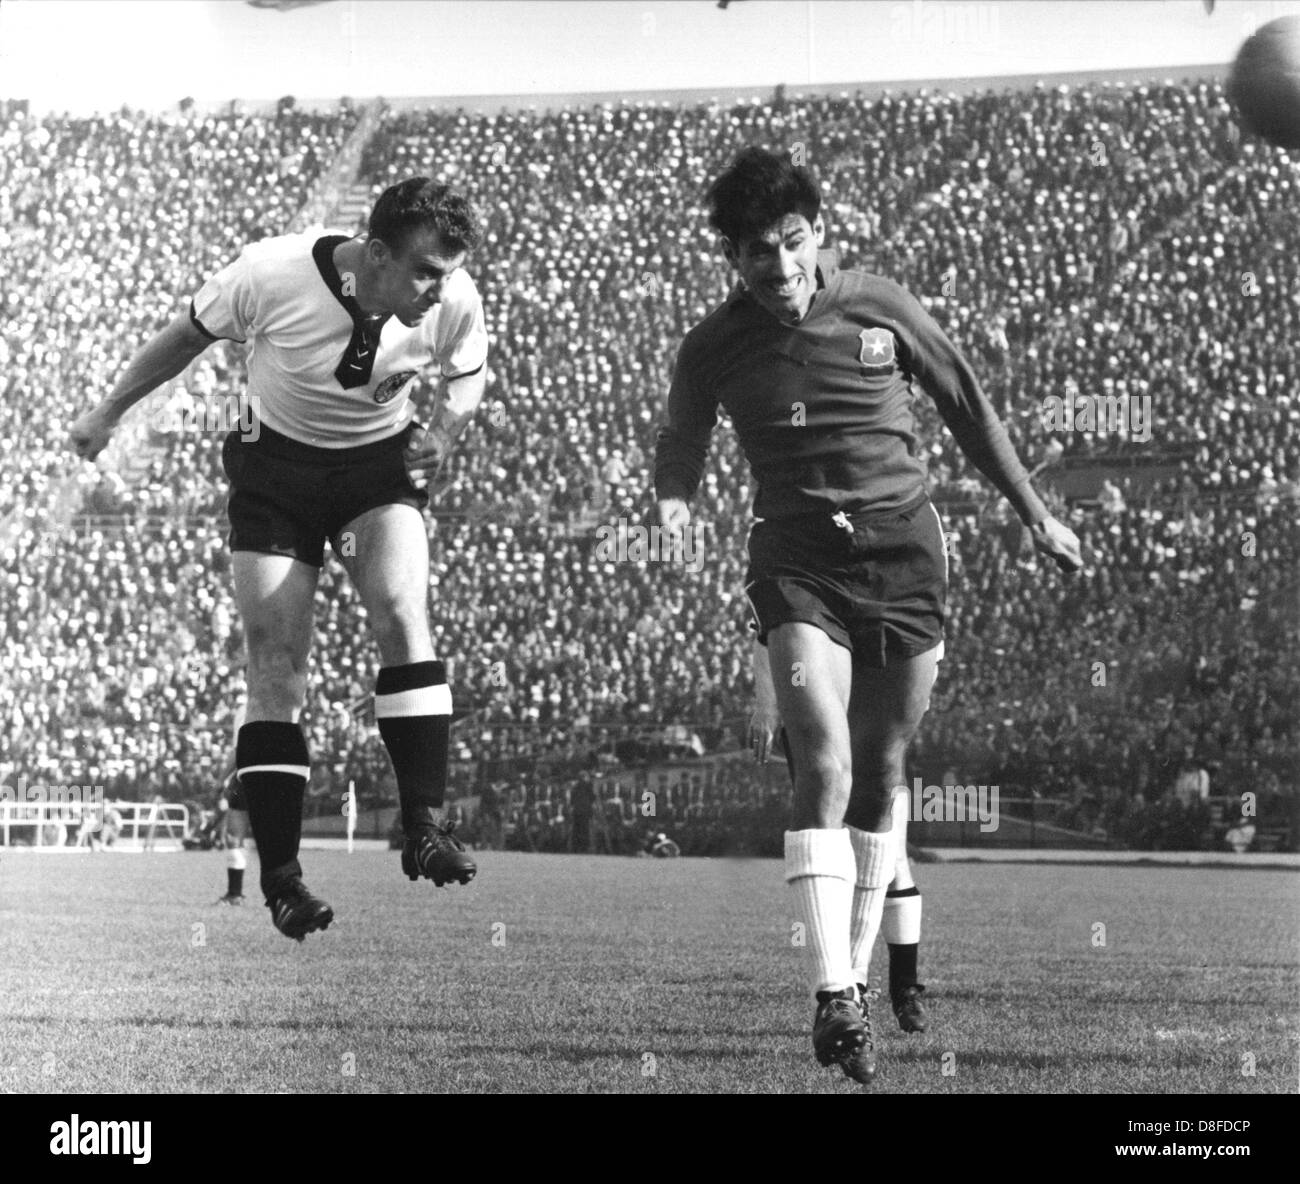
[{"left": 0, "top": 801, "right": 190, "bottom": 849}]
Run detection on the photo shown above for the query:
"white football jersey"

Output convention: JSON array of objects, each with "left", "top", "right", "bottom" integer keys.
[{"left": 191, "top": 231, "right": 488, "bottom": 448}]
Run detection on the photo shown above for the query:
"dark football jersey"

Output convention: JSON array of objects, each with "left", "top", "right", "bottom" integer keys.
[{"left": 655, "top": 251, "right": 1046, "bottom": 524}]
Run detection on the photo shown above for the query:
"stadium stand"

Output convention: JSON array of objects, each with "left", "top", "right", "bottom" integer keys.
[{"left": 1, "top": 80, "right": 1295, "bottom": 853}]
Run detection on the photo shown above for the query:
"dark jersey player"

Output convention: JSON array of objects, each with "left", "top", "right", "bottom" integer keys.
[
  {"left": 70, "top": 178, "right": 487, "bottom": 942},
  {"left": 654, "top": 148, "right": 1081, "bottom": 1084}
]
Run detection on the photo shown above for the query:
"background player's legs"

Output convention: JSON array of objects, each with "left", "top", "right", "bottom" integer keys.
[
  {"left": 843, "top": 646, "right": 940, "bottom": 993},
  {"left": 219, "top": 806, "right": 248, "bottom": 905},
  {"left": 339, "top": 503, "right": 474, "bottom": 884},
  {"left": 231, "top": 552, "right": 318, "bottom": 902},
  {"left": 767, "top": 622, "right": 856, "bottom": 997},
  {"left": 883, "top": 789, "right": 927, "bottom": 1031}
]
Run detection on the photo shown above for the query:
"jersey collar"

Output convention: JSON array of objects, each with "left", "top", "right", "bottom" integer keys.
[{"left": 312, "top": 235, "right": 392, "bottom": 390}]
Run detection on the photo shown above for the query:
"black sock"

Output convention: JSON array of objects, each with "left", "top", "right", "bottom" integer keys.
[
  {"left": 888, "top": 943, "right": 919, "bottom": 995},
  {"left": 375, "top": 661, "right": 450, "bottom": 834},
  {"left": 227, "top": 867, "right": 244, "bottom": 896},
  {"left": 235, "top": 721, "right": 309, "bottom": 899},
  {"left": 887, "top": 885, "right": 922, "bottom": 995}
]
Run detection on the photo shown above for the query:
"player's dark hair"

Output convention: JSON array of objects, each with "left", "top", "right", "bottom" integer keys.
[
  {"left": 368, "top": 177, "right": 482, "bottom": 255},
  {"left": 705, "top": 147, "right": 821, "bottom": 247}
]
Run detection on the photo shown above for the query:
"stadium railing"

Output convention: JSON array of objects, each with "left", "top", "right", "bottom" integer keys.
[{"left": 0, "top": 800, "right": 190, "bottom": 850}]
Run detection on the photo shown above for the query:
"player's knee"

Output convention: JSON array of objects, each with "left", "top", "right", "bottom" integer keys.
[
  {"left": 793, "top": 749, "right": 851, "bottom": 802},
  {"left": 861, "top": 733, "right": 912, "bottom": 780},
  {"left": 366, "top": 596, "right": 429, "bottom": 661},
  {"left": 844, "top": 784, "right": 893, "bottom": 830}
]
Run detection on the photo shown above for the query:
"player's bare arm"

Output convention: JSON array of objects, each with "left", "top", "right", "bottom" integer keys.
[
  {"left": 69, "top": 311, "right": 211, "bottom": 460},
  {"left": 404, "top": 366, "right": 487, "bottom": 488},
  {"left": 1029, "top": 515, "right": 1083, "bottom": 572}
]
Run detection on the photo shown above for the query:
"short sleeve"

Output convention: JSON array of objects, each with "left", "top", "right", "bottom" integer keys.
[
  {"left": 190, "top": 249, "right": 258, "bottom": 343},
  {"left": 431, "top": 273, "right": 488, "bottom": 378}
]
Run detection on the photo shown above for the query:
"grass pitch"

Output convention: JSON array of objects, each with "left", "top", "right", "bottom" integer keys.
[{"left": 1, "top": 849, "right": 1295, "bottom": 1094}]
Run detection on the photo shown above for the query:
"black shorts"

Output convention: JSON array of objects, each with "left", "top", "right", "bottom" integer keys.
[
  {"left": 744, "top": 491, "right": 947, "bottom": 667},
  {"left": 221, "top": 419, "right": 428, "bottom": 568}
]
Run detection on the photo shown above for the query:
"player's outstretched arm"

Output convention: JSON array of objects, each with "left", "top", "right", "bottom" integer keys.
[
  {"left": 1029, "top": 515, "right": 1083, "bottom": 573},
  {"left": 70, "top": 311, "right": 212, "bottom": 461},
  {"left": 882, "top": 281, "right": 1084, "bottom": 574},
  {"left": 404, "top": 366, "right": 487, "bottom": 489},
  {"left": 749, "top": 636, "right": 782, "bottom": 764}
]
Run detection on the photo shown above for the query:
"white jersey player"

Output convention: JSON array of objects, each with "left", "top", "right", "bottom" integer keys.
[{"left": 71, "top": 178, "right": 487, "bottom": 942}]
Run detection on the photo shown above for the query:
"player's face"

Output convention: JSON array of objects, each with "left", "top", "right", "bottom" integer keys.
[
  {"left": 726, "top": 212, "right": 824, "bottom": 323},
  {"left": 373, "top": 227, "right": 467, "bottom": 327}
]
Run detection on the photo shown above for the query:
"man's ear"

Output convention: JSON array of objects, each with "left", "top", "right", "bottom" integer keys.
[
  {"left": 365, "top": 236, "right": 393, "bottom": 266},
  {"left": 812, "top": 214, "right": 826, "bottom": 247},
  {"left": 720, "top": 236, "right": 739, "bottom": 269}
]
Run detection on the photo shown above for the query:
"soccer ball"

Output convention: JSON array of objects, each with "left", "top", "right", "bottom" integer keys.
[{"left": 1227, "top": 15, "right": 1300, "bottom": 149}]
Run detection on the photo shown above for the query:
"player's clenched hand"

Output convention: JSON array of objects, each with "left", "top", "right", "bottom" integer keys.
[
  {"left": 748, "top": 705, "right": 781, "bottom": 764},
  {"left": 404, "top": 424, "right": 453, "bottom": 490},
  {"left": 652, "top": 497, "right": 691, "bottom": 531},
  {"left": 1030, "top": 515, "right": 1083, "bottom": 573},
  {"left": 69, "top": 406, "right": 119, "bottom": 462}
]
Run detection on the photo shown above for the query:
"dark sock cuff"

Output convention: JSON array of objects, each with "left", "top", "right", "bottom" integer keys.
[
  {"left": 236, "top": 721, "right": 309, "bottom": 770},
  {"left": 261, "top": 859, "right": 303, "bottom": 897},
  {"left": 376, "top": 661, "right": 447, "bottom": 695},
  {"left": 886, "top": 886, "right": 921, "bottom": 899}
]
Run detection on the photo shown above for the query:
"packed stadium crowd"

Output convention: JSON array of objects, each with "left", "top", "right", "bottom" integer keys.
[{"left": 1, "top": 79, "right": 1296, "bottom": 851}]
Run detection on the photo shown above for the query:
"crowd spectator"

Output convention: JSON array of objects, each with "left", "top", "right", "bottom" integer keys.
[{"left": 1, "top": 81, "right": 1295, "bottom": 853}]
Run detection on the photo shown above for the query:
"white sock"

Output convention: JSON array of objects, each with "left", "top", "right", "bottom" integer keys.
[
  {"left": 227, "top": 847, "right": 247, "bottom": 870},
  {"left": 882, "top": 891, "right": 922, "bottom": 945},
  {"left": 847, "top": 827, "right": 895, "bottom": 986},
  {"left": 784, "top": 828, "right": 856, "bottom": 1000}
]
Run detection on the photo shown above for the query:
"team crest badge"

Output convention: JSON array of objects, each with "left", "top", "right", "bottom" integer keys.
[
  {"left": 858, "top": 327, "right": 896, "bottom": 372},
  {"left": 372, "top": 370, "right": 417, "bottom": 405}
]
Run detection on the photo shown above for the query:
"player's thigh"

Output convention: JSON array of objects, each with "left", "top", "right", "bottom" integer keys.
[
  {"left": 766, "top": 621, "right": 853, "bottom": 778},
  {"left": 231, "top": 551, "right": 318, "bottom": 667},
  {"left": 848, "top": 645, "right": 941, "bottom": 763},
  {"left": 336, "top": 501, "right": 430, "bottom": 623},
  {"left": 845, "top": 649, "right": 939, "bottom": 827}
]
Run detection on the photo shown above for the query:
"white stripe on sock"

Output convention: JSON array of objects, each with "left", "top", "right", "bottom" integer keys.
[
  {"left": 374, "top": 684, "right": 452, "bottom": 718},
  {"left": 882, "top": 893, "right": 923, "bottom": 946},
  {"left": 238, "top": 764, "right": 309, "bottom": 779}
]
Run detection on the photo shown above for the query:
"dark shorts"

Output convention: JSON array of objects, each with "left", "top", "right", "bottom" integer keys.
[
  {"left": 745, "top": 491, "right": 947, "bottom": 668},
  {"left": 221, "top": 419, "right": 428, "bottom": 568}
]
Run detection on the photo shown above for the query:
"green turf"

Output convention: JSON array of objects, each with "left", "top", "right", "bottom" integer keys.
[{"left": 0, "top": 850, "right": 1295, "bottom": 1093}]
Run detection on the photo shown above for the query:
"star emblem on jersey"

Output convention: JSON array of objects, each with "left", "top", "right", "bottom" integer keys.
[
  {"left": 373, "top": 370, "right": 418, "bottom": 405},
  {"left": 858, "top": 327, "right": 896, "bottom": 373}
]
